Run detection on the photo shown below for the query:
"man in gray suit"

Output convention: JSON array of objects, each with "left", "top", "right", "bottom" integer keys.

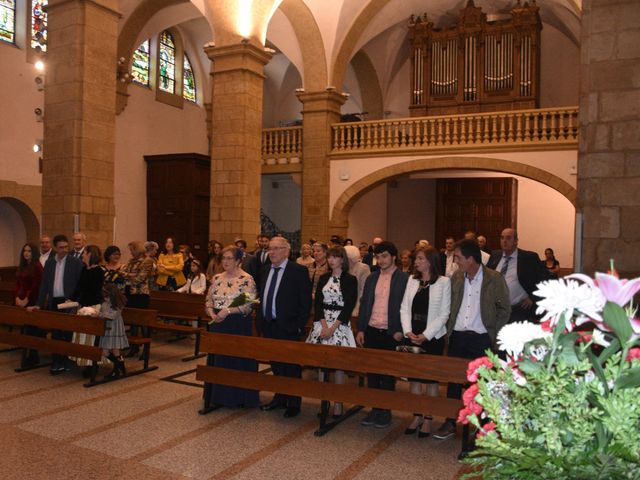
[{"left": 32, "top": 234, "right": 84, "bottom": 373}]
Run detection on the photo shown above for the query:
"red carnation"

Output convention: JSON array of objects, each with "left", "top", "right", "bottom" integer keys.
[
  {"left": 477, "top": 422, "right": 497, "bottom": 438},
  {"left": 457, "top": 407, "right": 472, "bottom": 424},
  {"left": 467, "top": 356, "right": 494, "bottom": 382},
  {"left": 626, "top": 348, "right": 640, "bottom": 362}
]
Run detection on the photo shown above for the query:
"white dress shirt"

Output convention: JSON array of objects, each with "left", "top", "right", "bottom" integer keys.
[
  {"left": 39, "top": 250, "right": 51, "bottom": 267},
  {"left": 444, "top": 251, "right": 458, "bottom": 277},
  {"left": 454, "top": 267, "right": 487, "bottom": 334},
  {"left": 53, "top": 255, "right": 68, "bottom": 298},
  {"left": 495, "top": 249, "right": 528, "bottom": 306},
  {"left": 263, "top": 259, "right": 288, "bottom": 318}
]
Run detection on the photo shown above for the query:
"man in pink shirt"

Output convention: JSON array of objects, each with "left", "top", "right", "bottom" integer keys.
[{"left": 356, "top": 241, "right": 409, "bottom": 428}]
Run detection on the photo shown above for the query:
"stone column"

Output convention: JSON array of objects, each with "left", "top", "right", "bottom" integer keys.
[
  {"left": 577, "top": 0, "right": 640, "bottom": 278},
  {"left": 205, "top": 43, "right": 272, "bottom": 246},
  {"left": 296, "top": 90, "right": 347, "bottom": 242},
  {"left": 42, "top": 0, "right": 119, "bottom": 247}
]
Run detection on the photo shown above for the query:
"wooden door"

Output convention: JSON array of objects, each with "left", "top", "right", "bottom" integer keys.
[{"left": 435, "top": 177, "right": 517, "bottom": 251}]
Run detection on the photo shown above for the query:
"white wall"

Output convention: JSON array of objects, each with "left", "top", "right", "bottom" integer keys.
[
  {"left": 114, "top": 85, "right": 209, "bottom": 249},
  {"left": 0, "top": 199, "right": 27, "bottom": 267},
  {"left": 347, "top": 182, "right": 387, "bottom": 245},
  {"left": 261, "top": 174, "right": 301, "bottom": 232},
  {"left": 386, "top": 178, "right": 436, "bottom": 250},
  {"left": 0, "top": 44, "right": 43, "bottom": 187}
]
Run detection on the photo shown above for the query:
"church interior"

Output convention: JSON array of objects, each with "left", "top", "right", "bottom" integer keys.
[{"left": 0, "top": 0, "right": 638, "bottom": 478}]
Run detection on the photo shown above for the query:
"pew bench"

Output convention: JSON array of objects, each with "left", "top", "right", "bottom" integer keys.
[
  {"left": 196, "top": 333, "right": 471, "bottom": 451},
  {"left": 149, "top": 292, "right": 207, "bottom": 361}
]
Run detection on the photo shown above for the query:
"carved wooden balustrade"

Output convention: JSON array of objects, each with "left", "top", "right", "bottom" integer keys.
[{"left": 261, "top": 126, "right": 302, "bottom": 171}]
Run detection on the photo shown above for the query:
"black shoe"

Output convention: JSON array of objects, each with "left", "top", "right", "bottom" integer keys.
[
  {"left": 360, "top": 410, "right": 378, "bottom": 427},
  {"left": 260, "top": 401, "right": 285, "bottom": 411},
  {"left": 283, "top": 407, "right": 300, "bottom": 418},
  {"left": 50, "top": 366, "right": 65, "bottom": 375},
  {"left": 374, "top": 411, "right": 392, "bottom": 429},
  {"left": 405, "top": 416, "right": 424, "bottom": 435}
]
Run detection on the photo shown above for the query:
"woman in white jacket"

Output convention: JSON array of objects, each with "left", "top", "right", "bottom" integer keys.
[
  {"left": 178, "top": 259, "right": 207, "bottom": 328},
  {"left": 399, "top": 245, "right": 451, "bottom": 437}
]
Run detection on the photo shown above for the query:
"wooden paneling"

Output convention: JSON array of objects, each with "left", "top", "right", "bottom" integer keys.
[{"left": 435, "top": 177, "right": 517, "bottom": 250}]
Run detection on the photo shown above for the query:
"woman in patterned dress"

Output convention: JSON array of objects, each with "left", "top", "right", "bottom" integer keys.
[
  {"left": 308, "top": 242, "right": 329, "bottom": 300},
  {"left": 102, "top": 245, "right": 125, "bottom": 292},
  {"left": 306, "top": 245, "right": 357, "bottom": 417},
  {"left": 203, "top": 245, "right": 259, "bottom": 409}
]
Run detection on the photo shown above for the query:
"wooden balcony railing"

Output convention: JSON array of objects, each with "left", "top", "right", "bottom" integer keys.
[
  {"left": 331, "top": 107, "right": 578, "bottom": 155},
  {"left": 261, "top": 126, "right": 302, "bottom": 167}
]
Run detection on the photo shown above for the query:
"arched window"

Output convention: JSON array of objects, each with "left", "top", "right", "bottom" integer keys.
[
  {"left": 158, "top": 31, "right": 176, "bottom": 94},
  {"left": 183, "top": 54, "right": 196, "bottom": 102},
  {"left": 131, "top": 39, "right": 150, "bottom": 86},
  {"left": 31, "top": 0, "right": 48, "bottom": 52},
  {"left": 0, "top": 0, "right": 16, "bottom": 44}
]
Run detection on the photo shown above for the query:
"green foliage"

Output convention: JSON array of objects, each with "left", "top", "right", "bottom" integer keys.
[{"left": 463, "top": 327, "right": 640, "bottom": 479}]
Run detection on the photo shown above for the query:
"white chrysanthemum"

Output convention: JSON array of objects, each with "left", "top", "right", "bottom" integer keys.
[
  {"left": 534, "top": 278, "right": 605, "bottom": 326},
  {"left": 592, "top": 329, "right": 611, "bottom": 348},
  {"left": 497, "top": 321, "right": 551, "bottom": 358}
]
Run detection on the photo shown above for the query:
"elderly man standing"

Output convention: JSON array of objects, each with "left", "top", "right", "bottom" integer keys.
[
  {"left": 433, "top": 238, "right": 510, "bottom": 440},
  {"left": 70, "top": 232, "right": 86, "bottom": 260},
  {"left": 257, "top": 236, "right": 312, "bottom": 418}
]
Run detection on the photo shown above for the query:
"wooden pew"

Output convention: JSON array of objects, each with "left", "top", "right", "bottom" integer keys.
[
  {"left": 149, "top": 291, "right": 207, "bottom": 361},
  {"left": 0, "top": 304, "right": 105, "bottom": 386},
  {"left": 196, "top": 333, "right": 471, "bottom": 452}
]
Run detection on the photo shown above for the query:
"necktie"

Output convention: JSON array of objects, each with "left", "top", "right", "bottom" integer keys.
[
  {"left": 500, "top": 256, "right": 511, "bottom": 275},
  {"left": 264, "top": 267, "right": 281, "bottom": 322},
  {"left": 261, "top": 251, "right": 266, "bottom": 264}
]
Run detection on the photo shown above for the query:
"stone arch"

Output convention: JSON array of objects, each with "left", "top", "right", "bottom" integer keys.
[
  {"left": 278, "top": 0, "right": 328, "bottom": 91},
  {"left": 329, "top": 156, "right": 576, "bottom": 233},
  {"left": 350, "top": 50, "right": 383, "bottom": 119}
]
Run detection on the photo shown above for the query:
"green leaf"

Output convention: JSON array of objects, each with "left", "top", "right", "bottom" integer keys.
[
  {"left": 615, "top": 367, "right": 640, "bottom": 389},
  {"left": 586, "top": 349, "right": 609, "bottom": 397},
  {"left": 519, "top": 358, "right": 542, "bottom": 375},
  {"left": 597, "top": 337, "right": 621, "bottom": 364},
  {"left": 603, "top": 302, "right": 632, "bottom": 345}
]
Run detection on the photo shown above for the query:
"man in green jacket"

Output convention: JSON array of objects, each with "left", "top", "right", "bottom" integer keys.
[{"left": 433, "top": 238, "right": 510, "bottom": 440}]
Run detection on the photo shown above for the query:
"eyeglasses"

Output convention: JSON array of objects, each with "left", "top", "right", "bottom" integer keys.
[
  {"left": 221, "top": 256, "right": 235, "bottom": 261},
  {"left": 268, "top": 246, "right": 287, "bottom": 251}
]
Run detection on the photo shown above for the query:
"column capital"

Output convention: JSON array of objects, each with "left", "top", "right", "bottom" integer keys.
[
  {"left": 296, "top": 90, "right": 349, "bottom": 115},
  {"left": 205, "top": 42, "right": 273, "bottom": 77}
]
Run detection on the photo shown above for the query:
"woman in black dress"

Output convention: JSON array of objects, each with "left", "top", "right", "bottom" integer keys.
[
  {"left": 202, "top": 245, "right": 259, "bottom": 411},
  {"left": 543, "top": 248, "right": 560, "bottom": 278},
  {"left": 399, "top": 246, "right": 451, "bottom": 437}
]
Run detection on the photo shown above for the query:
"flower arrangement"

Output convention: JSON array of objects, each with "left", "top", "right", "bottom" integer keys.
[{"left": 460, "top": 267, "right": 640, "bottom": 479}]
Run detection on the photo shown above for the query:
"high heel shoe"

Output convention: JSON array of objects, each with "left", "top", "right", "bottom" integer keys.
[
  {"left": 418, "top": 416, "right": 432, "bottom": 438},
  {"left": 115, "top": 356, "right": 126, "bottom": 376},
  {"left": 404, "top": 415, "right": 424, "bottom": 435}
]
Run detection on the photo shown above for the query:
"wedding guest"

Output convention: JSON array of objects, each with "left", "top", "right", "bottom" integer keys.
[
  {"left": 177, "top": 259, "right": 207, "bottom": 294},
  {"left": 487, "top": 228, "right": 549, "bottom": 323},
  {"left": 400, "top": 249, "right": 412, "bottom": 273},
  {"left": 344, "top": 238, "right": 354, "bottom": 246},
  {"left": 156, "top": 237, "right": 185, "bottom": 291},
  {"left": 258, "top": 237, "right": 312, "bottom": 418},
  {"left": 344, "top": 245, "right": 370, "bottom": 317},
  {"left": 70, "top": 232, "right": 86, "bottom": 260},
  {"left": 103, "top": 245, "right": 125, "bottom": 292},
  {"left": 14, "top": 243, "right": 42, "bottom": 308},
  {"left": 308, "top": 242, "right": 329, "bottom": 299},
  {"left": 440, "top": 236, "right": 458, "bottom": 278},
  {"left": 121, "top": 241, "right": 155, "bottom": 357},
  {"left": 399, "top": 246, "right": 450, "bottom": 437},
  {"left": 356, "top": 241, "right": 408, "bottom": 428},
  {"left": 179, "top": 244, "right": 194, "bottom": 280},
  {"left": 204, "top": 245, "right": 259, "bottom": 409},
  {"left": 433, "top": 239, "right": 510, "bottom": 440},
  {"left": 543, "top": 248, "right": 560, "bottom": 278},
  {"left": 296, "top": 243, "right": 315, "bottom": 269},
  {"left": 477, "top": 235, "right": 490, "bottom": 254},
  {"left": 206, "top": 240, "right": 224, "bottom": 281},
  {"left": 100, "top": 284, "right": 129, "bottom": 379},
  {"left": 39, "top": 235, "right": 52, "bottom": 267},
  {"left": 306, "top": 246, "right": 357, "bottom": 417},
  {"left": 33, "top": 234, "right": 83, "bottom": 373}
]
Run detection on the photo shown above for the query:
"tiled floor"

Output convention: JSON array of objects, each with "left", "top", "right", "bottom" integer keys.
[{"left": 0, "top": 337, "right": 465, "bottom": 479}]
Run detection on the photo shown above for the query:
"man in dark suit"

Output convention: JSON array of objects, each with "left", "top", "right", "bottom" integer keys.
[
  {"left": 246, "top": 234, "right": 271, "bottom": 285},
  {"left": 257, "top": 236, "right": 312, "bottom": 418},
  {"left": 32, "top": 234, "right": 83, "bottom": 373},
  {"left": 486, "top": 228, "right": 550, "bottom": 323}
]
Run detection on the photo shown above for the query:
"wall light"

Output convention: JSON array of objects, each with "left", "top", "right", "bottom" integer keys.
[
  {"left": 33, "top": 140, "right": 43, "bottom": 153},
  {"left": 35, "top": 60, "right": 45, "bottom": 71}
]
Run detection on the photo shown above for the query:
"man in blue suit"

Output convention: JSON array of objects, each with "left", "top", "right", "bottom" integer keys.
[{"left": 257, "top": 236, "right": 312, "bottom": 418}]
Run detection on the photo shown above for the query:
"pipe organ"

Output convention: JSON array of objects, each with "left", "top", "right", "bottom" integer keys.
[{"left": 409, "top": 0, "right": 541, "bottom": 116}]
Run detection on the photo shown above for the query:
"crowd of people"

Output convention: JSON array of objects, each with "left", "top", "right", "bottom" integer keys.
[{"left": 12, "top": 228, "right": 555, "bottom": 436}]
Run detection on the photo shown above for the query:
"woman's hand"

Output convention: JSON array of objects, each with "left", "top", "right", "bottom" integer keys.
[
  {"left": 411, "top": 334, "right": 426, "bottom": 345},
  {"left": 217, "top": 308, "right": 230, "bottom": 321}
]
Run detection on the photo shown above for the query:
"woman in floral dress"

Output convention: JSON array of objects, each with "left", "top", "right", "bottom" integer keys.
[
  {"left": 203, "top": 245, "right": 259, "bottom": 409},
  {"left": 306, "top": 245, "right": 357, "bottom": 416}
]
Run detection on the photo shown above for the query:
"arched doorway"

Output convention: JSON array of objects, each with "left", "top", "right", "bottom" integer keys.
[{"left": 0, "top": 197, "right": 40, "bottom": 267}]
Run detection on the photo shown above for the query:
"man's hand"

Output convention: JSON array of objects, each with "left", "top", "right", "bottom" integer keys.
[
  {"left": 26, "top": 306, "right": 39, "bottom": 312},
  {"left": 520, "top": 297, "right": 534, "bottom": 309},
  {"left": 411, "top": 334, "right": 426, "bottom": 345},
  {"left": 392, "top": 331, "right": 404, "bottom": 342},
  {"left": 356, "top": 331, "right": 365, "bottom": 347}
]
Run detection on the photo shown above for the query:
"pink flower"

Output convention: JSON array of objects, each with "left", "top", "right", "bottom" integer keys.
[
  {"left": 462, "top": 384, "right": 479, "bottom": 406},
  {"left": 467, "top": 357, "right": 493, "bottom": 382},
  {"left": 457, "top": 407, "right": 472, "bottom": 424},
  {"left": 594, "top": 272, "right": 640, "bottom": 308},
  {"left": 627, "top": 348, "right": 640, "bottom": 362},
  {"left": 540, "top": 319, "right": 553, "bottom": 332},
  {"left": 477, "top": 422, "right": 497, "bottom": 438}
]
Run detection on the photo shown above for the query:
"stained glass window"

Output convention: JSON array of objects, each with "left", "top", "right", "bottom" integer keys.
[
  {"left": 159, "top": 31, "right": 176, "bottom": 94},
  {"left": 0, "top": 0, "right": 16, "bottom": 44},
  {"left": 183, "top": 54, "right": 196, "bottom": 102},
  {"left": 131, "top": 39, "right": 150, "bottom": 85},
  {"left": 31, "top": 0, "right": 48, "bottom": 52}
]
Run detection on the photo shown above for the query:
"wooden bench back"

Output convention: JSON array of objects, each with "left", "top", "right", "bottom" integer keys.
[
  {"left": 0, "top": 305, "right": 105, "bottom": 361},
  {"left": 196, "top": 333, "right": 468, "bottom": 417},
  {"left": 122, "top": 308, "right": 159, "bottom": 327},
  {"left": 149, "top": 297, "right": 206, "bottom": 319},
  {"left": 0, "top": 280, "right": 15, "bottom": 305},
  {"left": 150, "top": 290, "right": 205, "bottom": 304}
]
